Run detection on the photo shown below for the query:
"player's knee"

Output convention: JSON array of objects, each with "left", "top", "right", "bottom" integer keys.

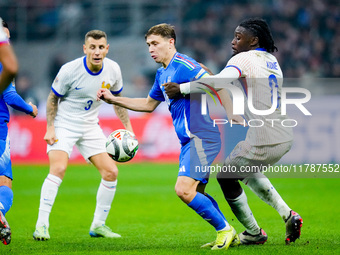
[
  {"left": 0, "top": 175, "right": 12, "bottom": 188},
  {"left": 175, "top": 186, "right": 185, "bottom": 199},
  {"left": 101, "top": 167, "right": 118, "bottom": 181},
  {"left": 175, "top": 184, "right": 194, "bottom": 203},
  {"left": 50, "top": 164, "right": 67, "bottom": 179}
]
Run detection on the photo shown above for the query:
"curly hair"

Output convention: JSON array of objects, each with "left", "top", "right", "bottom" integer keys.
[{"left": 239, "top": 18, "right": 278, "bottom": 53}]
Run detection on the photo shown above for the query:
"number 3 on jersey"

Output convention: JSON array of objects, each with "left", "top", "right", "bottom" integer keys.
[
  {"left": 85, "top": 100, "right": 93, "bottom": 110},
  {"left": 268, "top": 74, "right": 281, "bottom": 109}
]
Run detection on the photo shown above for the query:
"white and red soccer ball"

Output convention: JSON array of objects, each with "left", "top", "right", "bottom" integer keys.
[{"left": 106, "top": 129, "right": 138, "bottom": 162}]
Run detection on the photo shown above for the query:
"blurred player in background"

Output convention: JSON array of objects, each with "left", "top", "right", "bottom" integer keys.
[
  {"left": 33, "top": 30, "right": 133, "bottom": 241},
  {"left": 163, "top": 18, "right": 302, "bottom": 245},
  {"left": 0, "top": 18, "right": 17, "bottom": 95},
  {"left": 0, "top": 19, "right": 38, "bottom": 245},
  {"left": 97, "top": 23, "right": 240, "bottom": 250}
]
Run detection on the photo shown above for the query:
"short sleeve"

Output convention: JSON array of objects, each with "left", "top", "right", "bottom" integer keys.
[
  {"left": 51, "top": 65, "right": 71, "bottom": 97},
  {"left": 148, "top": 73, "right": 164, "bottom": 102},
  {"left": 110, "top": 62, "right": 123, "bottom": 95}
]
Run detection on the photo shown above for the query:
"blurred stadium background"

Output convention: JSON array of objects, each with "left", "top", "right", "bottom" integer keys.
[{"left": 2, "top": 0, "right": 340, "bottom": 165}]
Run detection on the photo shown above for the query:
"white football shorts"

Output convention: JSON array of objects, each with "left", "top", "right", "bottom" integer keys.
[
  {"left": 222, "top": 140, "right": 292, "bottom": 178},
  {"left": 47, "top": 124, "right": 107, "bottom": 160}
]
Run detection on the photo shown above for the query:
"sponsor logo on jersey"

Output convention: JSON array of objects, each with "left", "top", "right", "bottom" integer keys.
[{"left": 179, "top": 166, "right": 186, "bottom": 172}]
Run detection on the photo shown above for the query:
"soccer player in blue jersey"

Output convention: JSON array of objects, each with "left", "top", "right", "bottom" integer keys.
[
  {"left": 0, "top": 19, "right": 38, "bottom": 245},
  {"left": 97, "top": 23, "right": 239, "bottom": 250}
]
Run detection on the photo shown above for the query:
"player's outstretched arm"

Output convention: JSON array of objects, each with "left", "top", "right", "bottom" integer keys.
[
  {"left": 44, "top": 91, "right": 59, "bottom": 145},
  {"left": 3, "top": 88, "right": 38, "bottom": 118},
  {"left": 97, "top": 88, "right": 161, "bottom": 113},
  {"left": 163, "top": 66, "right": 241, "bottom": 97}
]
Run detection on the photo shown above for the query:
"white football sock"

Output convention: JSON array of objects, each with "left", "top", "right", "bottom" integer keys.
[
  {"left": 226, "top": 190, "right": 261, "bottom": 235},
  {"left": 243, "top": 173, "right": 291, "bottom": 221},
  {"left": 91, "top": 179, "right": 117, "bottom": 229},
  {"left": 36, "top": 174, "right": 62, "bottom": 228}
]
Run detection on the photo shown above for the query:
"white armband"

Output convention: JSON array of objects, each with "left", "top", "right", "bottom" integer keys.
[
  {"left": 180, "top": 82, "right": 190, "bottom": 95},
  {"left": 179, "top": 66, "right": 241, "bottom": 95}
]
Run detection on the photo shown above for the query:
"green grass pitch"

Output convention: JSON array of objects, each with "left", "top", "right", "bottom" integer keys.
[{"left": 1, "top": 163, "right": 339, "bottom": 254}]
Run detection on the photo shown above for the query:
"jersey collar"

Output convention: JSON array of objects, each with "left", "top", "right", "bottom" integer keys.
[
  {"left": 164, "top": 52, "right": 178, "bottom": 70},
  {"left": 83, "top": 56, "right": 104, "bottom": 76},
  {"left": 255, "top": 48, "right": 266, "bottom": 51}
]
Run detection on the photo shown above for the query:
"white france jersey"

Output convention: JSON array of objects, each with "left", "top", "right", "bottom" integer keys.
[
  {"left": 52, "top": 56, "right": 123, "bottom": 130},
  {"left": 0, "top": 19, "right": 9, "bottom": 44},
  {"left": 226, "top": 49, "right": 293, "bottom": 146}
]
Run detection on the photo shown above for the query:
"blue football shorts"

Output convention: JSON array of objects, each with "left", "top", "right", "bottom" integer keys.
[
  {"left": 0, "top": 135, "right": 12, "bottom": 180},
  {"left": 178, "top": 136, "right": 221, "bottom": 184}
]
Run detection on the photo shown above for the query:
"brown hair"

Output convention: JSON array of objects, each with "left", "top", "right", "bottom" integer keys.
[
  {"left": 145, "top": 23, "right": 176, "bottom": 44},
  {"left": 85, "top": 30, "right": 107, "bottom": 43}
]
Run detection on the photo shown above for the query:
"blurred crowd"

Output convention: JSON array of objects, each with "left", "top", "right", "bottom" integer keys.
[
  {"left": 181, "top": 0, "right": 340, "bottom": 78},
  {"left": 4, "top": 0, "right": 339, "bottom": 78}
]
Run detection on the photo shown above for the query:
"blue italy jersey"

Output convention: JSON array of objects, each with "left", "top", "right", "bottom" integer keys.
[{"left": 149, "top": 52, "right": 220, "bottom": 146}]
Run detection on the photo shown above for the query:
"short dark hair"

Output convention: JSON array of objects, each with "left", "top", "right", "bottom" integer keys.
[
  {"left": 1, "top": 18, "right": 8, "bottom": 29},
  {"left": 85, "top": 30, "right": 107, "bottom": 43},
  {"left": 239, "top": 18, "right": 278, "bottom": 53},
  {"left": 145, "top": 23, "right": 176, "bottom": 44}
]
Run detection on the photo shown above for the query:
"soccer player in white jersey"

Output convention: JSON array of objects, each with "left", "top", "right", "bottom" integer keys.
[
  {"left": 0, "top": 18, "right": 18, "bottom": 94},
  {"left": 33, "top": 30, "right": 133, "bottom": 241},
  {"left": 163, "top": 18, "right": 302, "bottom": 245}
]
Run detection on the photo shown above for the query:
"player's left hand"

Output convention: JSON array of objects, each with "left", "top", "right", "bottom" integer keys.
[
  {"left": 29, "top": 102, "right": 38, "bottom": 118},
  {"left": 162, "top": 82, "right": 181, "bottom": 99}
]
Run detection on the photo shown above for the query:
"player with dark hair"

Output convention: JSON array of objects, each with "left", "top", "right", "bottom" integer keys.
[
  {"left": 0, "top": 18, "right": 18, "bottom": 94},
  {"left": 98, "top": 23, "right": 239, "bottom": 250},
  {"left": 163, "top": 18, "right": 302, "bottom": 245},
  {"left": 0, "top": 19, "right": 38, "bottom": 246},
  {"left": 33, "top": 30, "right": 133, "bottom": 241}
]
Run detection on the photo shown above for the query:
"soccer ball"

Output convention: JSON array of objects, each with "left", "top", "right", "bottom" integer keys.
[{"left": 106, "top": 129, "right": 139, "bottom": 162}]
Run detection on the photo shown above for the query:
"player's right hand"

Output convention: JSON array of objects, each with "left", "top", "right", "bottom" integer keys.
[
  {"left": 44, "top": 127, "right": 57, "bottom": 145},
  {"left": 29, "top": 102, "right": 38, "bottom": 118},
  {"left": 97, "top": 88, "right": 115, "bottom": 104}
]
